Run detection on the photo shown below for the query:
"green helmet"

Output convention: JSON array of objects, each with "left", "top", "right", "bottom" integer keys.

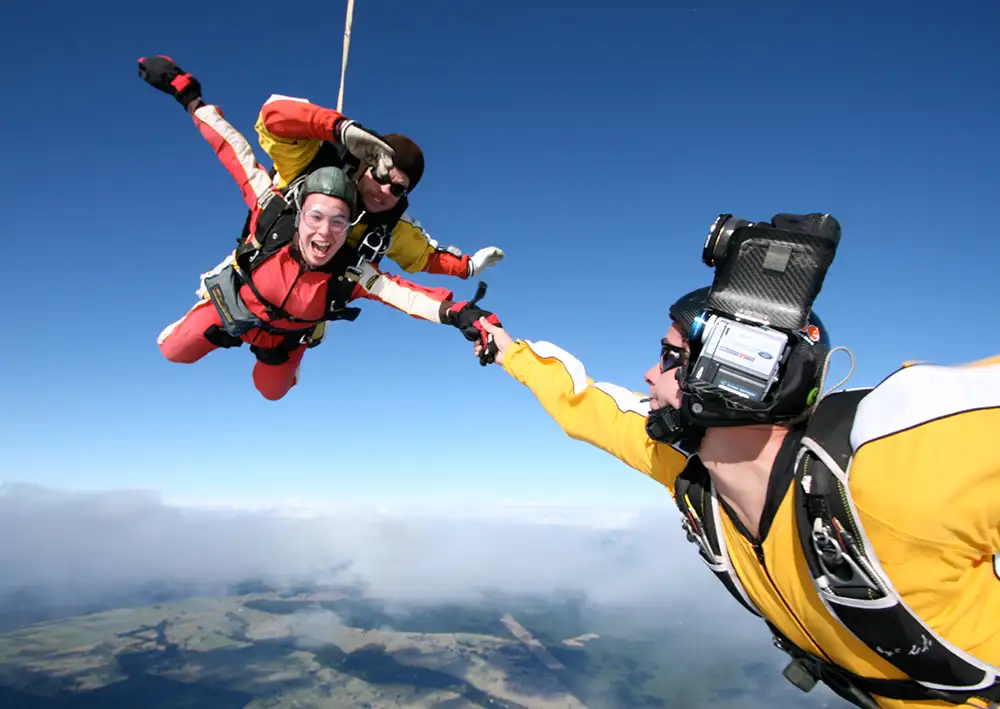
[{"left": 298, "top": 166, "right": 356, "bottom": 216}]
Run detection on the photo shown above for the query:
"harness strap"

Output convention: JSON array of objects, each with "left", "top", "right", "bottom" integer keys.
[
  {"left": 231, "top": 262, "right": 324, "bottom": 328},
  {"left": 235, "top": 265, "right": 361, "bottom": 331},
  {"left": 796, "top": 390, "right": 1000, "bottom": 699},
  {"left": 773, "top": 627, "right": 1000, "bottom": 707},
  {"left": 232, "top": 204, "right": 362, "bottom": 329},
  {"left": 671, "top": 390, "right": 1000, "bottom": 707},
  {"left": 675, "top": 467, "right": 762, "bottom": 618}
]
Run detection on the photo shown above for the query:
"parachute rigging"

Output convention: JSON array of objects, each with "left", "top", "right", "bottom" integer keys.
[{"left": 337, "top": 0, "right": 356, "bottom": 113}]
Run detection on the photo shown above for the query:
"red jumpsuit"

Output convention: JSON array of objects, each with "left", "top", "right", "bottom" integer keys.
[{"left": 157, "top": 103, "right": 457, "bottom": 401}]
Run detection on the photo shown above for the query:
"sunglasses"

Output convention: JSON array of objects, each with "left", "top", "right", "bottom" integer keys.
[
  {"left": 372, "top": 170, "right": 409, "bottom": 198},
  {"left": 659, "top": 340, "right": 688, "bottom": 373}
]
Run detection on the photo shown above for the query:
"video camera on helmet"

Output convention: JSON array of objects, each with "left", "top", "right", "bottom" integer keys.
[
  {"left": 684, "top": 213, "right": 840, "bottom": 410},
  {"left": 701, "top": 213, "right": 840, "bottom": 331}
]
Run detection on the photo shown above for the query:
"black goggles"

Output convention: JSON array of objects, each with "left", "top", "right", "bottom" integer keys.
[
  {"left": 659, "top": 341, "right": 687, "bottom": 372},
  {"left": 372, "top": 170, "right": 408, "bottom": 197}
]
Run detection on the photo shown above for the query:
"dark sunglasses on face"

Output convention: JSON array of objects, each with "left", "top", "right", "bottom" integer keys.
[
  {"left": 372, "top": 170, "right": 408, "bottom": 197},
  {"left": 660, "top": 341, "right": 688, "bottom": 372}
]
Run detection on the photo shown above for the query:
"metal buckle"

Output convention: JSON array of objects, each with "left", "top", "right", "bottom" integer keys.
[
  {"left": 358, "top": 228, "right": 390, "bottom": 262},
  {"left": 680, "top": 516, "right": 717, "bottom": 564},
  {"left": 811, "top": 518, "right": 880, "bottom": 592},
  {"left": 811, "top": 522, "right": 843, "bottom": 564}
]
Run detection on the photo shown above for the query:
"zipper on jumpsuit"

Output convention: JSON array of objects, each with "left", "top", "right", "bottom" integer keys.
[{"left": 751, "top": 538, "right": 836, "bottom": 666}]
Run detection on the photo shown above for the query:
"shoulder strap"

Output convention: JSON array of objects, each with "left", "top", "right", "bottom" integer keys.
[
  {"left": 795, "top": 389, "right": 1000, "bottom": 701},
  {"left": 674, "top": 459, "right": 762, "bottom": 618},
  {"left": 236, "top": 198, "right": 295, "bottom": 271},
  {"left": 321, "top": 250, "right": 362, "bottom": 324}
]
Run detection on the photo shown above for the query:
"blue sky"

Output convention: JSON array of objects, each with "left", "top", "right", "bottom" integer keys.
[{"left": 1, "top": 0, "right": 997, "bottom": 508}]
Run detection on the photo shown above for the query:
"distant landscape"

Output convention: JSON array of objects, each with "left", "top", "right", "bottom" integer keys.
[
  {"left": 0, "top": 483, "right": 843, "bottom": 708},
  {"left": 0, "top": 579, "right": 840, "bottom": 708}
]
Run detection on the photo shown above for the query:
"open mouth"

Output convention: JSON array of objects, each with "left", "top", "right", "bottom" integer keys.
[{"left": 310, "top": 239, "right": 332, "bottom": 259}]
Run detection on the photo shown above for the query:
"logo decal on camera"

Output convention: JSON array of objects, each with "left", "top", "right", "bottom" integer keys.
[{"left": 800, "top": 323, "right": 821, "bottom": 343}]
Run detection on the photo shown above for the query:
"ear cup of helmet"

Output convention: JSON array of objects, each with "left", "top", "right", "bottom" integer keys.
[{"left": 768, "top": 311, "right": 831, "bottom": 420}]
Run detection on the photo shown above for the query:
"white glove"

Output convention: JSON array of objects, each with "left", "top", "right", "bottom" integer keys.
[
  {"left": 468, "top": 246, "right": 505, "bottom": 277},
  {"left": 338, "top": 120, "right": 395, "bottom": 180}
]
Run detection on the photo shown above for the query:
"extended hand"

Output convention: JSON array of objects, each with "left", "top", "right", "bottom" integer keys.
[
  {"left": 472, "top": 317, "right": 514, "bottom": 366},
  {"left": 137, "top": 55, "right": 202, "bottom": 110},
  {"left": 442, "top": 284, "right": 503, "bottom": 366},
  {"left": 468, "top": 247, "right": 505, "bottom": 277}
]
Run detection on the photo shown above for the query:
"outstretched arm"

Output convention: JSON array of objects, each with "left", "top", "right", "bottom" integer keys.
[
  {"left": 136, "top": 56, "right": 277, "bottom": 219},
  {"left": 190, "top": 103, "right": 277, "bottom": 216},
  {"left": 385, "top": 215, "right": 505, "bottom": 279},
  {"left": 473, "top": 320, "right": 689, "bottom": 490},
  {"left": 504, "top": 340, "right": 687, "bottom": 484},
  {"left": 348, "top": 261, "right": 456, "bottom": 323},
  {"left": 384, "top": 215, "right": 471, "bottom": 276}
]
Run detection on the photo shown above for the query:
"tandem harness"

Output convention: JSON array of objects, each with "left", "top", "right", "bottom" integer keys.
[
  {"left": 203, "top": 195, "right": 362, "bottom": 365},
  {"left": 673, "top": 389, "right": 1000, "bottom": 709}
]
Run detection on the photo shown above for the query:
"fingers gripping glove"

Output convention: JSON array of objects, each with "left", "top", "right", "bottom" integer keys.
[
  {"left": 137, "top": 55, "right": 202, "bottom": 108},
  {"left": 441, "top": 282, "right": 502, "bottom": 366},
  {"left": 336, "top": 120, "right": 395, "bottom": 181},
  {"left": 467, "top": 247, "right": 505, "bottom": 277}
]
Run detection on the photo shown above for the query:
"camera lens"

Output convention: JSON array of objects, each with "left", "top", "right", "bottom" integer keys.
[{"left": 702, "top": 214, "right": 750, "bottom": 267}]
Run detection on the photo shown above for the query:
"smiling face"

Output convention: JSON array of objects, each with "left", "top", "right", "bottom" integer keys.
[
  {"left": 356, "top": 165, "right": 410, "bottom": 213},
  {"left": 643, "top": 323, "right": 689, "bottom": 413},
  {"left": 295, "top": 193, "right": 352, "bottom": 267}
]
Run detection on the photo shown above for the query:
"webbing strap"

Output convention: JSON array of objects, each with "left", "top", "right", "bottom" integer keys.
[{"left": 795, "top": 390, "right": 1000, "bottom": 702}]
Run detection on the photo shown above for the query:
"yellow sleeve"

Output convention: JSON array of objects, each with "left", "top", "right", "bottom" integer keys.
[
  {"left": 849, "top": 354, "right": 1000, "bottom": 559},
  {"left": 384, "top": 214, "right": 435, "bottom": 274},
  {"left": 501, "top": 339, "right": 689, "bottom": 492},
  {"left": 254, "top": 101, "right": 321, "bottom": 190}
]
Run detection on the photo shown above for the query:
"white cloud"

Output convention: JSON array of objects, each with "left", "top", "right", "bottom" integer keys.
[
  {"left": 0, "top": 480, "right": 815, "bottom": 705},
  {"left": 0, "top": 480, "right": 749, "bottom": 621}
]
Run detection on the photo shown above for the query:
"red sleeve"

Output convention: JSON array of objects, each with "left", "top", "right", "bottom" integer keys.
[
  {"left": 190, "top": 103, "right": 277, "bottom": 220},
  {"left": 424, "top": 251, "right": 471, "bottom": 278},
  {"left": 260, "top": 95, "right": 345, "bottom": 143}
]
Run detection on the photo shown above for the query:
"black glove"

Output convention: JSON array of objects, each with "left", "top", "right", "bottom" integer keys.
[
  {"left": 441, "top": 282, "right": 502, "bottom": 366},
  {"left": 137, "top": 55, "right": 202, "bottom": 109}
]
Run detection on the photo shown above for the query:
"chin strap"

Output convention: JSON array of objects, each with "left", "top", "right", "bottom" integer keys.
[{"left": 643, "top": 403, "right": 706, "bottom": 453}]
